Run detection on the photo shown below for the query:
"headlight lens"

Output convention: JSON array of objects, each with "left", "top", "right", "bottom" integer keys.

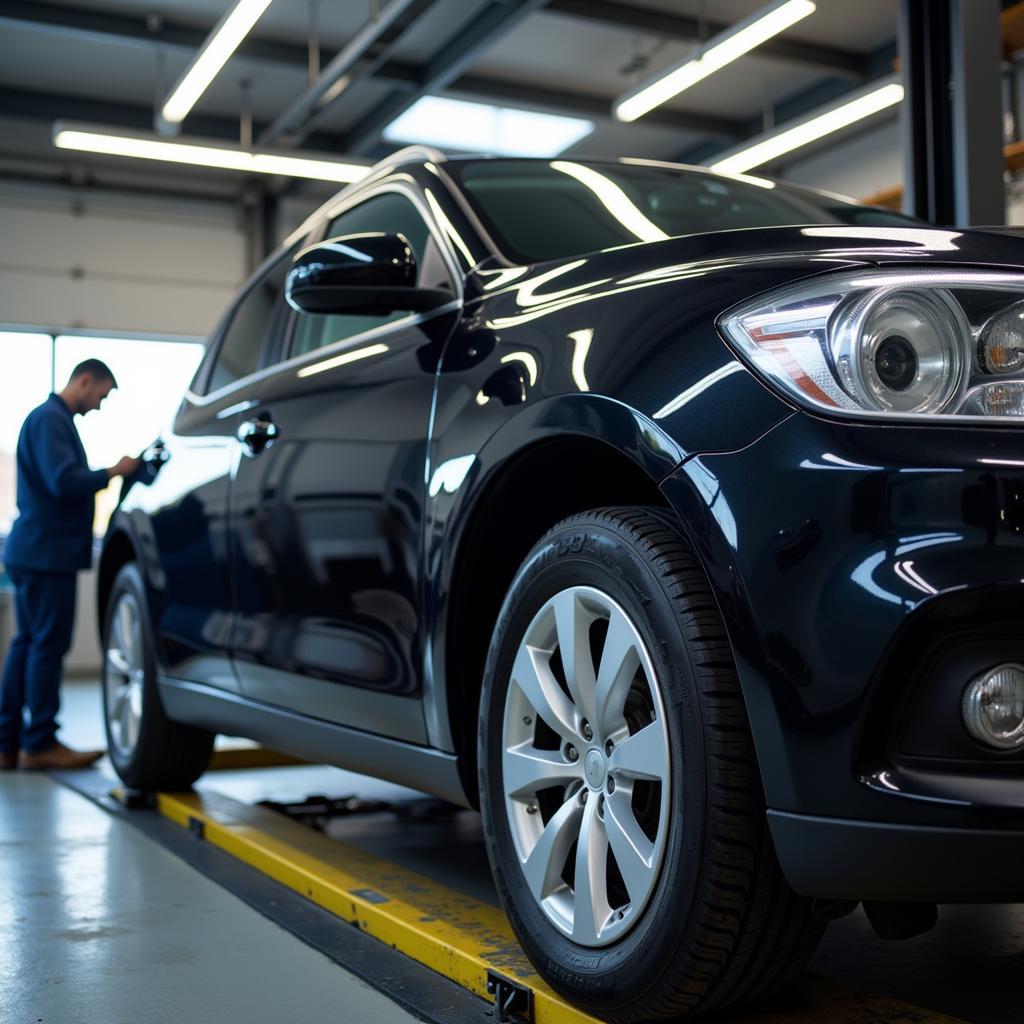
[
  {"left": 978, "top": 300, "right": 1024, "bottom": 374},
  {"left": 720, "top": 270, "right": 1024, "bottom": 420}
]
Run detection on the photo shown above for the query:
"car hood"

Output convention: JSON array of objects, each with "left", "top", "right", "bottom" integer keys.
[{"left": 468, "top": 224, "right": 1024, "bottom": 305}]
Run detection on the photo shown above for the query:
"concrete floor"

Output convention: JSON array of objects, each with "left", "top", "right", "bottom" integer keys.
[
  {"left": 0, "top": 772, "right": 421, "bottom": 1024},
  {"left": 4, "top": 679, "right": 1023, "bottom": 1023}
]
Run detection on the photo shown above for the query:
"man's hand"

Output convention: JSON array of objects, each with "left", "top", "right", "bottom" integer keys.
[{"left": 107, "top": 455, "right": 142, "bottom": 480}]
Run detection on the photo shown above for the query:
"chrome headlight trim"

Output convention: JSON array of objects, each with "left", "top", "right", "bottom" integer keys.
[{"left": 719, "top": 269, "right": 1024, "bottom": 424}]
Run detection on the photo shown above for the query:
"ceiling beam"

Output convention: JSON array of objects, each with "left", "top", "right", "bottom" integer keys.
[
  {"left": 0, "top": 0, "right": 309, "bottom": 70},
  {"left": 0, "top": 161, "right": 243, "bottom": 204},
  {"left": 339, "top": 0, "right": 551, "bottom": 154},
  {"left": 547, "top": 0, "right": 870, "bottom": 79},
  {"left": 0, "top": 86, "right": 348, "bottom": 155},
  {"left": 260, "top": 0, "right": 434, "bottom": 148},
  {"left": 0, "top": 0, "right": 806, "bottom": 148}
]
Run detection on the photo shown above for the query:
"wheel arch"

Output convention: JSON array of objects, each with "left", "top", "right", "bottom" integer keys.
[
  {"left": 96, "top": 510, "right": 165, "bottom": 646},
  {"left": 96, "top": 528, "right": 136, "bottom": 643},
  {"left": 433, "top": 394, "right": 687, "bottom": 806}
]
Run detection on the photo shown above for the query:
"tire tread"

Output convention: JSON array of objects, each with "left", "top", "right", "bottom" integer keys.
[{"left": 533, "top": 507, "right": 822, "bottom": 1021}]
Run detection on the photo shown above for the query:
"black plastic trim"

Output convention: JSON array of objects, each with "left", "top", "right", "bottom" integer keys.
[
  {"left": 157, "top": 677, "right": 470, "bottom": 807},
  {"left": 768, "top": 808, "right": 1024, "bottom": 902}
]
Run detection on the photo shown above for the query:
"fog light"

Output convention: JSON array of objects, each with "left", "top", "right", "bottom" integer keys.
[{"left": 962, "top": 664, "right": 1024, "bottom": 749}]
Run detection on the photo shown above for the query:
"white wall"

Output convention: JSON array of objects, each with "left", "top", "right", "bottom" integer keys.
[
  {"left": 1006, "top": 180, "right": 1024, "bottom": 226},
  {"left": 779, "top": 117, "right": 903, "bottom": 202},
  {"left": 67, "top": 570, "right": 100, "bottom": 676},
  {"left": 0, "top": 570, "right": 97, "bottom": 679},
  {"left": 778, "top": 115, "right": 1024, "bottom": 225},
  {"left": 0, "top": 181, "right": 248, "bottom": 337}
]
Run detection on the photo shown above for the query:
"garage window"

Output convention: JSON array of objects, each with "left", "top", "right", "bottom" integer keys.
[
  {"left": 0, "top": 332, "right": 204, "bottom": 554},
  {"left": 54, "top": 336, "right": 204, "bottom": 537}
]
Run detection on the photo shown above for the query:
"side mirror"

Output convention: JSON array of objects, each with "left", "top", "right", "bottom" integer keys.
[{"left": 285, "top": 232, "right": 452, "bottom": 315}]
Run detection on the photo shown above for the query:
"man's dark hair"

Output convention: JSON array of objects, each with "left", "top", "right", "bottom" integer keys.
[{"left": 69, "top": 358, "right": 117, "bottom": 388}]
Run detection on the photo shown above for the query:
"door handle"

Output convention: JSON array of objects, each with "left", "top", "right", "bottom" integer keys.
[{"left": 237, "top": 414, "right": 280, "bottom": 456}]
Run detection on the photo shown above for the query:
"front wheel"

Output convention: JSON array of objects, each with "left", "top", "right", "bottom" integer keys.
[
  {"left": 478, "top": 508, "right": 823, "bottom": 1021},
  {"left": 102, "top": 563, "right": 214, "bottom": 790}
]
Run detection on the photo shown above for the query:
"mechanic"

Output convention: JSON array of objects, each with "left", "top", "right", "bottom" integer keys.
[{"left": 0, "top": 359, "right": 140, "bottom": 770}]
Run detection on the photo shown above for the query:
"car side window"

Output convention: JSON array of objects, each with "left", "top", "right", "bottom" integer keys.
[
  {"left": 290, "top": 191, "right": 453, "bottom": 359},
  {"left": 205, "top": 251, "right": 292, "bottom": 394}
]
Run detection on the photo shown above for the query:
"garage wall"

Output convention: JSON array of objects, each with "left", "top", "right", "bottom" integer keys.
[
  {"left": 780, "top": 118, "right": 902, "bottom": 202},
  {"left": 0, "top": 572, "right": 97, "bottom": 679},
  {"left": 0, "top": 181, "right": 248, "bottom": 337},
  {"left": 0, "top": 180, "right": 253, "bottom": 677},
  {"left": 779, "top": 116, "right": 1024, "bottom": 227}
]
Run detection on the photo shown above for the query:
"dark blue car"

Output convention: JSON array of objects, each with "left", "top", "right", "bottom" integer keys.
[{"left": 97, "top": 148, "right": 1024, "bottom": 1020}]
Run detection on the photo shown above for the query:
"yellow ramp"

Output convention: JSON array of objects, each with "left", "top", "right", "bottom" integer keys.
[{"left": 155, "top": 789, "right": 967, "bottom": 1024}]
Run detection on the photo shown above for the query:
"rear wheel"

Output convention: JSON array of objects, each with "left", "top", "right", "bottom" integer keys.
[
  {"left": 102, "top": 563, "right": 214, "bottom": 790},
  {"left": 478, "top": 507, "right": 823, "bottom": 1021}
]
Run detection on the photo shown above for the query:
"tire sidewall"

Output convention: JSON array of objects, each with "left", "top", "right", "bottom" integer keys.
[{"left": 478, "top": 516, "right": 711, "bottom": 1007}]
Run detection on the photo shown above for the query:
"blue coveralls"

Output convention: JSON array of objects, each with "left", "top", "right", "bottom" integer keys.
[{"left": 0, "top": 394, "right": 108, "bottom": 754}]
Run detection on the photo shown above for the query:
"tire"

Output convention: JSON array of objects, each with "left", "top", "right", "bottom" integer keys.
[
  {"left": 101, "top": 562, "right": 214, "bottom": 790},
  {"left": 478, "top": 507, "right": 824, "bottom": 1021}
]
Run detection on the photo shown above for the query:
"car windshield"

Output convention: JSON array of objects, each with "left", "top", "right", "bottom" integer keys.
[{"left": 450, "top": 158, "right": 916, "bottom": 264}]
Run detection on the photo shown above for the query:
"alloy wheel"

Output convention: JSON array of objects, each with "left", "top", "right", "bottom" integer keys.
[
  {"left": 501, "top": 585, "right": 672, "bottom": 947},
  {"left": 104, "top": 591, "right": 145, "bottom": 758}
]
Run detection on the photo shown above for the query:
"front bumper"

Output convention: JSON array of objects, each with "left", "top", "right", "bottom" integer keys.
[{"left": 661, "top": 411, "right": 1024, "bottom": 900}]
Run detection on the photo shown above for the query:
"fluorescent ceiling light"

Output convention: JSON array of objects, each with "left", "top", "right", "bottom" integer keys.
[
  {"left": 615, "top": 0, "right": 816, "bottom": 122},
  {"left": 710, "top": 78, "right": 904, "bottom": 174},
  {"left": 162, "top": 0, "right": 274, "bottom": 124},
  {"left": 383, "top": 96, "right": 593, "bottom": 157},
  {"left": 54, "top": 123, "right": 369, "bottom": 183}
]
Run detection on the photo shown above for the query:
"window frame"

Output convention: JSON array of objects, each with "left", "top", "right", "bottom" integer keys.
[
  {"left": 188, "top": 242, "right": 301, "bottom": 401},
  {"left": 185, "top": 178, "right": 463, "bottom": 408}
]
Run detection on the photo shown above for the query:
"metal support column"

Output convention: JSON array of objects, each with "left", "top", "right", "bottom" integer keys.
[
  {"left": 900, "top": 0, "right": 1005, "bottom": 225},
  {"left": 261, "top": 189, "right": 280, "bottom": 258},
  {"left": 949, "top": 0, "right": 1005, "bottom": 225}
]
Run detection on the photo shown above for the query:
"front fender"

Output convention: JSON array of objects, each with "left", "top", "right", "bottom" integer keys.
[
  {"left": 422, "top": 392, "right": 684, "bottom": 751},
  {"left": 97, "top": 508, "right": 167, "bottom": 645}
]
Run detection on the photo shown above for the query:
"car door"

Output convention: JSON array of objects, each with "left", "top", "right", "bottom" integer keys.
[
  {"left": 128, "top": 248, "right": 294, "bottom": 692},
  {"left": 228, "top": 185, "right": 461, "bottom": 743}
]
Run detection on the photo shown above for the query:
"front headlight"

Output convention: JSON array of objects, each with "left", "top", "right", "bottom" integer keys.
[{"left": 719, "top": 270, "right": 1024, "bottom": 420}]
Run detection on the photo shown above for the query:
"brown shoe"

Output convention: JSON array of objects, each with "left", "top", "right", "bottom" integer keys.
[
  {"left": 0, "top": 750, "right": 18, "bottom": 771},
  {"left": 20, "top": 741, "right": 104, "bottom": 770}
]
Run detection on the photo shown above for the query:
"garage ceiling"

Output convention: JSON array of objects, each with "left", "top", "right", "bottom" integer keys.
[{"left": 0, "top": 0, "right": 900, "bottom": 203}]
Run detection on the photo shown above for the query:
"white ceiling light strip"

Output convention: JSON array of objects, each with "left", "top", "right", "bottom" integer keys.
[
  {"left": 614, "top": 0, "right": 816, "bottom": 123},
  {"left": 161, "top": 0, "right": 274, "bottom": 125},
  {"left": 710, "top": 78, "right": 904, "bottom": 175},
  {"left": 53, "top": 123, "right": 370, "bottom": 183}
]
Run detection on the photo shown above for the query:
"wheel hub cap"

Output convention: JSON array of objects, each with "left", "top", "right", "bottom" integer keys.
[
  {"left": 501, "top": 585, "right": 673, "bottom": 948},
  {"left": 584, "top": 748, "right": 606, "bottom": 789}
]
